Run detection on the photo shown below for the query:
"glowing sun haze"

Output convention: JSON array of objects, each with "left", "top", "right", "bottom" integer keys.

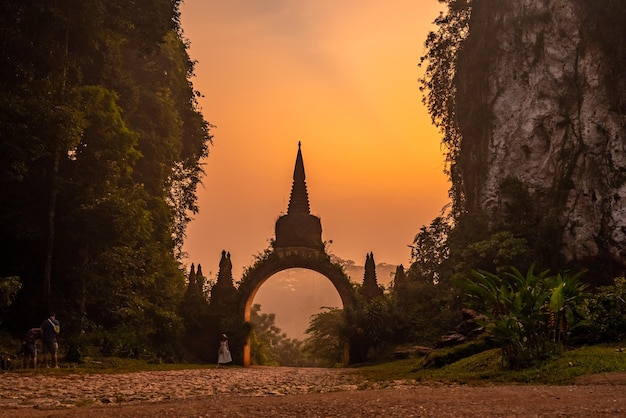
[{"left": 180, "top": 0, "right": 450, "bottom": 279}]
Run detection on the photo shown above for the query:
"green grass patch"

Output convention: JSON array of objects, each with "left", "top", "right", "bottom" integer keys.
[
  {"left": 356, "top": 344, "right": 626, "bottom": 385},
  {"left": 421, "top": 337, "right": 493, "bottom": 369}
]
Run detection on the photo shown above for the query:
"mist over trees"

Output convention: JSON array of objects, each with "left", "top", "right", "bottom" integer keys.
[{"left": 0, "top": 0, "right": 210, "bottom": 359}]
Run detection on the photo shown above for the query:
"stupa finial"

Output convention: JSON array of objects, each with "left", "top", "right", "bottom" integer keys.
[{"left": 287, "top": 142, "right": 310, "bottom": 215}]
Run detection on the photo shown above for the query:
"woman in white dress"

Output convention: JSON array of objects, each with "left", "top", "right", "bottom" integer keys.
[{"left": 217, "top": 334, "right": 232, "bottom": 367}]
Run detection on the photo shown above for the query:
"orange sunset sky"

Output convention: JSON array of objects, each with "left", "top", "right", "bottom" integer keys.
[{"left": 180, "top": 0, "right": 450, "bottom": 281}]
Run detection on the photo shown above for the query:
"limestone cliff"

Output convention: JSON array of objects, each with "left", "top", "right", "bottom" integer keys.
[{"left": 455, "top": 0, "right": 626, "bottom": 276}]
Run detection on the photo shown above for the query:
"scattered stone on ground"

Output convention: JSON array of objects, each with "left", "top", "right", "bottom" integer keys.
[{"left": 1, "top": 366, "right": 625, "bottom": 417}]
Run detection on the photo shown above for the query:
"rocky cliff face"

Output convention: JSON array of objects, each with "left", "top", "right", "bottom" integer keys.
[{"left": 456, "top": 0, "right": 626, "bottom": 274}]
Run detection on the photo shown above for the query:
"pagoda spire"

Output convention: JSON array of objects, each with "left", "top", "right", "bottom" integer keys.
[
  {"left": 210, "top": 250, "right": 237, "bottom": 308},
  {"left": 216, "top": 250, "right": 233, "bottom": 285},
  {"left": 287, "top": 141, "right": 311, "bottom": 215},
  {"left": 360, "top": 252, "right": 383, "bottom": 300},
  {"left": 274, "top": 141, "right": 323, "bottom": 251}
]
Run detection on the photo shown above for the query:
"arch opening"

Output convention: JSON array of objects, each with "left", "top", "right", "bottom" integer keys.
[
  {"left": 238, "top": 252, "right": 356, "bottom": 366},
  {"left": 252, "top": 269, "right": 342, "bottom": 340}
]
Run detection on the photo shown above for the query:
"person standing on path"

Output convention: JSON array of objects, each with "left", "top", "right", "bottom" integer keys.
[
  {"left": 217, "top": 334, "right": 232, "bottom": 367},
  {"left": 40, "top": 312, "right": 60, "bottom": 368},
  {"left": 21, "top": 327, "right": 42, "bottom": 369}
]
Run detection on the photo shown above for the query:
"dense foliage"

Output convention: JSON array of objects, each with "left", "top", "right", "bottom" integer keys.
[
  {"left": 0, "top": 277, "right": 21, "bottom": 325},
  {"left": 0, "top": 0, "right": 211, "bottom": 359},
  {"left": 249, "top": 304, "right": 317, "bottom": 367},
  {"left": 419, "top": 0, "right": 471, "bottom": 217},
  {"left": 463, "top": 266, "right": 589, "bottom": 369},
  {"left": 304, "top": 307, "right": 349, "bottom": 366},
  {"left": 575, "top": 277, "right": 626, "bottom": 344}
]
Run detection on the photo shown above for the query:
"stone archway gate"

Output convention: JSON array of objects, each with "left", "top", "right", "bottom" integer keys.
[{"left": 237, "top": 247, "right": 356, "bottom": 367}]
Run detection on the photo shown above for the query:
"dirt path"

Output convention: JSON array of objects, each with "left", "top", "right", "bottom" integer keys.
[{"left": 1, "top": 367, "right": 625, "bottom": 417}]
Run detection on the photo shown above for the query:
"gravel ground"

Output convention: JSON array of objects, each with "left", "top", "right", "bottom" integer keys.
[{"left": 1, "top": 367, "right": 625, "bottom": 417}]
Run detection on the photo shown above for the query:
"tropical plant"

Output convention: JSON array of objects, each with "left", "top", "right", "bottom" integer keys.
[{"left": 462, "top": 265, "right": 589, "bottom": 369}]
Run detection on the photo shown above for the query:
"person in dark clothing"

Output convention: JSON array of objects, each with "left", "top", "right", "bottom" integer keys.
[
  {"left": 22, "top": 327, "right": 42, "bottom": 369},
  {"left": 40, "top": 312, "right": 60, "bottom": 368}
]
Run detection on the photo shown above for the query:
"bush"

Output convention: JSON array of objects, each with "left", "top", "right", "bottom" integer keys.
[
  {"left": 462, "top": 265, "right": 589, "bottom": 369},
  {"left": 575, "top": 277, "right": 626, "bottom": 343}
]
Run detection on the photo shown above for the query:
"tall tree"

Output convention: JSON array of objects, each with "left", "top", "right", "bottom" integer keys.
[
  {"left": 0, "top": 0, "right": 211, "bottom": 359},
  {"left": 419, "top": 0, "right": 472, "bottom": 217}
]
